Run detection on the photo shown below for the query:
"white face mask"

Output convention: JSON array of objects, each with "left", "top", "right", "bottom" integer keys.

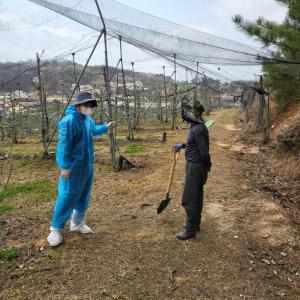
[{"left": 81, "top": 107, "right": 93, "bottom": 116}]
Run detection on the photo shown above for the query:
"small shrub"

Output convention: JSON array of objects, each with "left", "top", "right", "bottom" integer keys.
[{"left": 0, "top": 248, "right": 21, "bottom": 261}]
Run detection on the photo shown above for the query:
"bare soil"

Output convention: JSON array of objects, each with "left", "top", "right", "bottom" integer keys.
[{"left": 0, "top": 108, "right": 299, "bottom": 299}]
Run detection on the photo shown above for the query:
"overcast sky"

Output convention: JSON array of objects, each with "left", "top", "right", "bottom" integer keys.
[{"left": 0, "top": 0, "right": 287, "bottom": 81}]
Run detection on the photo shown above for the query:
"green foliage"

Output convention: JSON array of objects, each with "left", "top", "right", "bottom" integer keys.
[
  {"left": 233, "top": 1, "right": 300, "bottom": 110},
  {"left": 124, "top": 145, "right": 146, "bottom": 154},
  {"left": 0, "top": 180, "right": 56, "bottom": 202},
  {"left": 0, "top": 248, "right": 21, "bottom": 261},
  {"left": 0, "top": 204, "right": 13, "bottom": 213}
]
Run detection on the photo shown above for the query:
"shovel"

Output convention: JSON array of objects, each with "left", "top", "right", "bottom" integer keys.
[
  {"left": 157, "top": 150, "right": 180, "bottom": 214},
  {"left": 157, "top": 119, "right": 215, "bottom": 214}
]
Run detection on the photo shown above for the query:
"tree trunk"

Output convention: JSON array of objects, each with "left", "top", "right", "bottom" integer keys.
[{"left": 36, "top": 53, "right": 49, "bottom": 155}]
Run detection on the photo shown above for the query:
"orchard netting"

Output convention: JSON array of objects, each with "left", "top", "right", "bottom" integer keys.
[{"left": 28, "top": 0, "right": 288, "bottom": 70}]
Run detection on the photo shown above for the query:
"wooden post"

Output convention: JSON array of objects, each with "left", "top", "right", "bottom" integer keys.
[{"left": 162, "top": 131, "right": 167, "bottom": 143}]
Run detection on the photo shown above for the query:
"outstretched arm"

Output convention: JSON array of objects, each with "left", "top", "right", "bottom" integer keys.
[
  {"left": 90, "top": 119, "right": 109, "bottom": 137},
  {"left": 91, "top": 119, "right": 116, "bottom": 137}
]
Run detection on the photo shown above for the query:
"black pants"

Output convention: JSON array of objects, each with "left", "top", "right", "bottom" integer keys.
[{"left": 182, "top": 161, "right": 208, "bottom": 232}]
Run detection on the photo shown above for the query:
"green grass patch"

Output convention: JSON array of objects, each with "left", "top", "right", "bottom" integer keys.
[
  {"left": 0, "top": 180, "right": 56, "bottom": 203},
  {"left": 0, "top": 248, "right": 21, "bottom": 261},
  {"left": 124, "top": 145, "right": 146, "bottom": 154},
  {"left": 0, "top": 204, "right": 13, "bottom": 213}
]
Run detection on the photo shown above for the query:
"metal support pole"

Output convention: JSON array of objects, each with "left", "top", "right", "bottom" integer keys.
[
  {"left": 186, "top": 68, "right": 189, "bottom": 99},
  {"left": 194, "top": 62, "right": 199, "bottom": 102},
  {"left": 119, "top": 35, "right": 134, "bottom": 140},
  {"left": 95, "top": 0, "right": 117, "bottom": 166},
  {"left": 172, "top": 53, "right": 177, "bottom": 130},
  {"left": 61, "top": 82, "right": 64, "bottom": 103},
  {"left": 267, "top": 88, "right": 270, "bottom": 128},
  {"left": 116, "top": 73, "right": 119, "bottom": 121},
  {"left": 203, "top": 72, "right": 208, "bottom": 112},
  {"left": 9, "top": 90, "right": 18, "bottom": 144},
  {"left": 131, "top": 62, "right": 138, "bottom": 129},
  {"left": 163, "top": 66, "right": 168, "bottom": 123}
]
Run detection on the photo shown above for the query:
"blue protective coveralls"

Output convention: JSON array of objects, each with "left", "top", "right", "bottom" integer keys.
[{"left": 51, "top": 106, "right": 108, "bottom": 229}]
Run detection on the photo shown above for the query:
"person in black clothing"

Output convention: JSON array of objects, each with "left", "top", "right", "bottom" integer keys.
[{"left": 174, "top": 100, "right": 211, "bottom": 240}]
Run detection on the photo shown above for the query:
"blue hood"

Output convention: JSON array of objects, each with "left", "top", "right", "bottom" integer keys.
[{"left": 65, "top": 105, "right": 78, "bottom": 116}]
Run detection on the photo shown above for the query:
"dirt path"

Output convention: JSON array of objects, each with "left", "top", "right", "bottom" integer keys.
[{"left": 1, "top": 108, "right": 299, "bottom": 299}]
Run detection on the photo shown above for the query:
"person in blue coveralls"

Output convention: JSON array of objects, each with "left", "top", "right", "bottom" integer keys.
[{"left": 47, "top": 91, "right": 116, "bottom": 247}]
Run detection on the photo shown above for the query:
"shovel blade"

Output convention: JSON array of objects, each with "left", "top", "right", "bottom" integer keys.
[{"left": 157, "top": 196, "right": 171, "bottom": 214}]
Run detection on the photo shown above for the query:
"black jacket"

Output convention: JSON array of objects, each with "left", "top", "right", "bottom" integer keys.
[{"left": 182, "top": 123, "right": 211, "bottom": 170}]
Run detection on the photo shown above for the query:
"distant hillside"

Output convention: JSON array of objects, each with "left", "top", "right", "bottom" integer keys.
[
  {"left": 0, "top": 60, "right": 251, "bottom": 101},
  {"left": 0, "top": 60, "right": 165, "bottom": 95}
]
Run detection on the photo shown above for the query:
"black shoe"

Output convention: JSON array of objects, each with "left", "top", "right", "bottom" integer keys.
[
  {"left": 176, "top": 231, "right": 196, "bottom": 240},
  {"left": 183, "top": 224, "right": 200, "bottom": 232}
]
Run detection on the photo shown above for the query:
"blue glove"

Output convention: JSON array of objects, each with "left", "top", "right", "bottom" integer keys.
[{"left": 174, "top": 144, "right": 182, "bottom": 153}]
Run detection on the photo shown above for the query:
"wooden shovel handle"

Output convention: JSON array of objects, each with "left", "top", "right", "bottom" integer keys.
[{"left": 166, "top": 151, "right": 180, "bottom": 194}]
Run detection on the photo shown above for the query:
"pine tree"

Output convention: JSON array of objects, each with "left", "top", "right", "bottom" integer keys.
[{"left": 233, "top": 0, "right": 300, "bottom": 111}]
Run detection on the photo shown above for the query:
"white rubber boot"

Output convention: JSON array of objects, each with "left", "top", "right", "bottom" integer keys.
[
  {"left": 47, "top": 228, "right": 63, "bottom": 247},
  {"left": 70, "top": 210, "right": 93, "bottom": 234}
]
